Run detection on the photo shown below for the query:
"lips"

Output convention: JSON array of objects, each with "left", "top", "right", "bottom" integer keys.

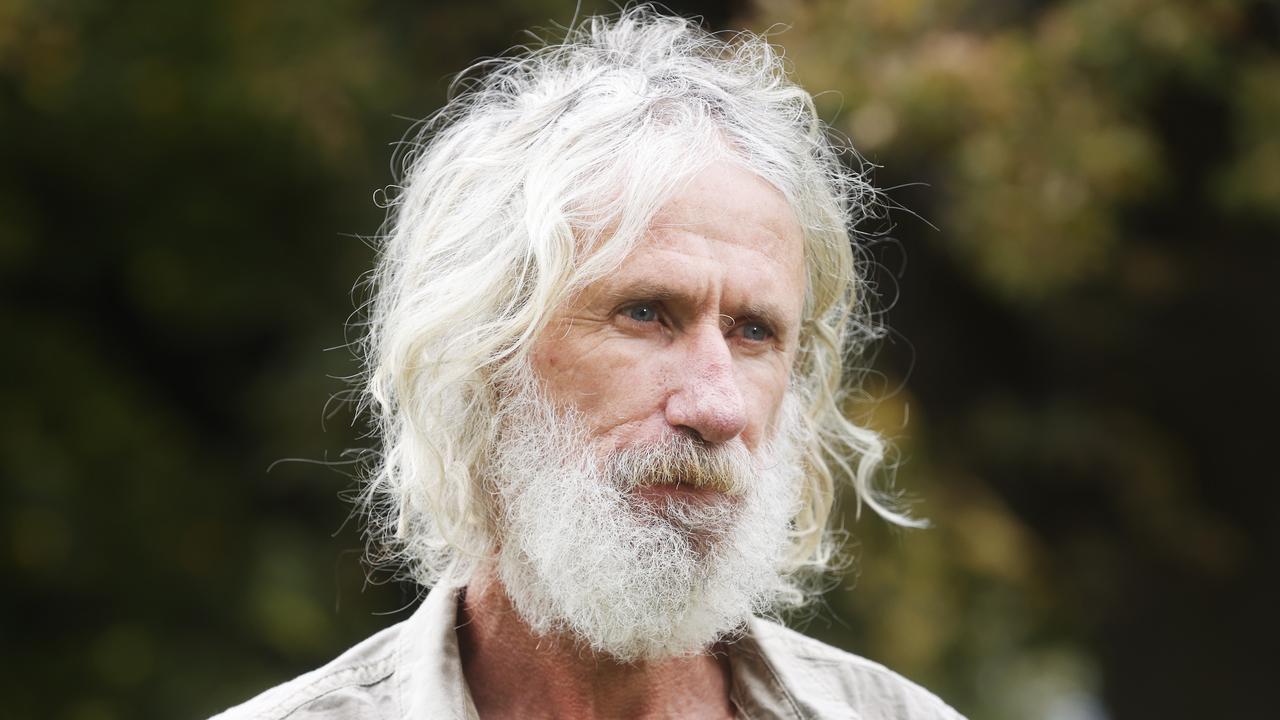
[{"left": 630, "top": 482, "right": 717, "bottom": 509}]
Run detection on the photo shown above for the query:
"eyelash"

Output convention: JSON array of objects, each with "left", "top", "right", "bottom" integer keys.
[{"left": 617, "top": 303, "right": 775, "bottom": 343}]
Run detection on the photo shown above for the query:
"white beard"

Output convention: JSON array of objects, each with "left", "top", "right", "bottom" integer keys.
[{"left": 486, "top": 368, "right": 806, "bottom": 663}]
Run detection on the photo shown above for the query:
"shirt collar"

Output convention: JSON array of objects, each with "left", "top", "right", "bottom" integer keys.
[
  {"left": 395, "top": 575, "right": 802, "bottom": 719},
  {"left": 396, "top": 568, "right": 479, "bottom": 720}
]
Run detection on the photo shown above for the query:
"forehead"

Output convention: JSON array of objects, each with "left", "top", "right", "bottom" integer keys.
[{"left": 647, "top": 161, "right": 805, "bottom": 268}]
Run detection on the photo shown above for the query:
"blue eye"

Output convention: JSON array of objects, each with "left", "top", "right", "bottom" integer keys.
[
  {"left": 627, "top": 304, "right": 658, "bottom": 322},
  {"left": 742, "top": 323, "right": 771, "bottom": 342}
]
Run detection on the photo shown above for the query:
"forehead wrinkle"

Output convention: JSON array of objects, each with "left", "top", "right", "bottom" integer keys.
[{"left": 650, "top": 218, "right": 793, "bottom": 261}]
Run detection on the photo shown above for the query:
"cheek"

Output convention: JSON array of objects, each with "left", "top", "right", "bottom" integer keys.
[
  {"left": 528, "top": 342, "right": 592, "bottom": 407},
  {"left": 530, "top": 337, "right": 666, "bottom": 421},
  {"left": 742, "top": 361, "right": 794, "bottom": 443}
]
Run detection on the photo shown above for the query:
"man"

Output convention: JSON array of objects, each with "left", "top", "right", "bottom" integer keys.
[{"left": 216, "top": 8, "right": 964, "bottom": 719}]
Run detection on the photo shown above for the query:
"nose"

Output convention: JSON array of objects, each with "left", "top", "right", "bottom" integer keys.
[{"left": 663, "top": 324, "right": 748, "bottom": 445}]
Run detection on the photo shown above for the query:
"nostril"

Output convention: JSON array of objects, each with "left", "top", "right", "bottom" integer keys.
[{"left": 674, "top": 425, "right": 706, "bottom": 445}]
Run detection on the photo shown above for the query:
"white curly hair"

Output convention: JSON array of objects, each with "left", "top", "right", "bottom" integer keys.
[{"left": 358, "top": 5, "right": 922, "bottom": 593}]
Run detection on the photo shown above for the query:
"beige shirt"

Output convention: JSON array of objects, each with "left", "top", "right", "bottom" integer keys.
[{"left": 212, "top": 575, "right": 965, "bottom": 720}]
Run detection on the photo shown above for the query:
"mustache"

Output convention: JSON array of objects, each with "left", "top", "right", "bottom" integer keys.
[{"left": 603, "top": 434, "right": 752, "bottom": 496}]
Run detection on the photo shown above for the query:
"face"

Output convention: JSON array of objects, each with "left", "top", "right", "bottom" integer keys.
[
  {"left": 492, "top": 163, "right": 809, "bottom": 659},
  {"left": 530, "top": 160, "right": 807, "bottom": 466}
]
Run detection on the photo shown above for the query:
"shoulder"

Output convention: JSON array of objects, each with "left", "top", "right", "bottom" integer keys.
[
  {"left": 209, "top": 622, "right": 405, "bottom": 720},
  {"left": 747, "top": 616, "right": 966, "bottom": 720}
]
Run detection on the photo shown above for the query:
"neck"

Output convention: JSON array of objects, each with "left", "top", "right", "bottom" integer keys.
[{"left": 457, "top": 565, "right": 736, "bottom": 720}]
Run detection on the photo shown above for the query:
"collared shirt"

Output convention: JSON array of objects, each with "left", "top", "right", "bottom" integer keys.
[{"left": 212, "top": 574, "right": 965, "bottom": 720}]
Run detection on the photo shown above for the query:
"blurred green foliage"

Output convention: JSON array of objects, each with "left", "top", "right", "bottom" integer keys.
[
  {"left": 747, "top": 1, "right": 1280, "bottom": 717},
  {"left": 2, "top": 1, "right": 1276, "bottom": 719}
]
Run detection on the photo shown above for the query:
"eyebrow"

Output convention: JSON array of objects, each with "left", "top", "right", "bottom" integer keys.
[
  {"left": 600, "top": 281, "right": 678, "bottom": 304},
  {"left": 600, "top": 280, "right": 796, "bottom": 335},
  {"left": 736, "top": 302, "right": 793, "bottom": 335}
]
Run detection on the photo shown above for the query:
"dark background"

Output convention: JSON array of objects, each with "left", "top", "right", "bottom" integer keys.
[{"left": 2, "top": 1, "right": 1277, "bottom": 718}]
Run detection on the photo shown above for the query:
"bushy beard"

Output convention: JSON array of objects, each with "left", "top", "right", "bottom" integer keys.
[{"left": 486, "top": 368, "right": 806, "bottom": 663}]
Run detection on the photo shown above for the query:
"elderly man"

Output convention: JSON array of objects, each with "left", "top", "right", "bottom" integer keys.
[{"left": 217, "top": 8, "right": 963, "bottom": 720}]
